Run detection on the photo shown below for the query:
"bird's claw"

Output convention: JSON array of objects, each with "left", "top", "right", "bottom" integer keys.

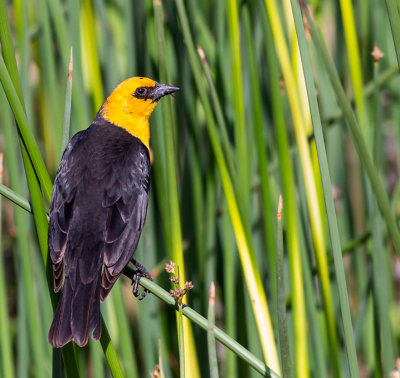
[
  {"left": 130, "top": 258, "right": 153, "bottom": 300},
  {"left": 131, "top": 273, "right": 148, "bottom": 300}
]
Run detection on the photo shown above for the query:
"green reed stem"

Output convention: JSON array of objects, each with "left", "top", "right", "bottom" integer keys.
[
  {"left": 61, "top": 48, "right": 73, "bottom": 152},
  {"left": 303, "top": 3, "right": 400, "bottom": 256},
  {"left": 293, "top": 2, "right": 359, "bottom": 375},
  {"left": 0, "top": 154, "right": 15, "bottom": 378},
  {"left": 383, "top": 0, "right": 400, "bottom": 67},
  {"left": 207, "top": 282, "right": 219, "bottom": 378},
  {"left": 276, "top": 196, "right": 291, "bottom": 378}
]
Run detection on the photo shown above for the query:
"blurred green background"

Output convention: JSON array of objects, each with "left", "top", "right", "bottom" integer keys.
[{"left": 0, "top": 0, "right": 399, "bottom": 377}]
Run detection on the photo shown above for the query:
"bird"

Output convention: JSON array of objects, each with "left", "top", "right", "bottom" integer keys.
[{"left": 47, "top": 77, "right": 179, "bottom": 348}]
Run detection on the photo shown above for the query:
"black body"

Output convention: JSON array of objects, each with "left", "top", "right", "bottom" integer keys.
[{"left": 48, "top": 116, "right": 150, "bottom": 347}]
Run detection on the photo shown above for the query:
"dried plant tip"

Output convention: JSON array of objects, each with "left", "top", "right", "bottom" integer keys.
[
  {"left": 185, "top": 281, "right": 194, "bottom": 291},
  {"left": 371, "top": 43, "right": 384, "bottom": 63},
  {"left": 197, "top": 45, "right": 206, "bottom": 62},
  {"left": 68, "top": 47, "right": 73, "bottom": 80},
  {"left": 150, "top": 364, "right": 161, "bottom": 378},
  {"left": 208, "top": 281, "right": 215, "bottom": 304},
  {"left": 277, "top": 195, "right": 283, "bottom": 220},
  {"left": 165, "top": 261, "right": 175, "bottom": 273},
  {"left": 279, "top": 78, "right": 286, "bottom": 95},
  {"left": 0, "top": 152, "right": 3, "bottom": 178},
  {"left": 301, "top": 11, "right": 310, "bottom": 39},
  {"left": 301, "top": 4, "right": 314, "bottom": 39},
  {"left": 389, "top": 357, "right": 400, "bottom": 377},
  {"left": 170, "top": 276, "right": 179, "bottom": 284}
]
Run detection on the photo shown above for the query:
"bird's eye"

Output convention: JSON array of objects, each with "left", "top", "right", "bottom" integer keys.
[{"left": 135, "top": 87, "right": 147, "bottom": 97}]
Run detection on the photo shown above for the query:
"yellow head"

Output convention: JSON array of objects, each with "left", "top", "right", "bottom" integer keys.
[{"left": 100, "top": 77, "right": 179, "bottom": 150}]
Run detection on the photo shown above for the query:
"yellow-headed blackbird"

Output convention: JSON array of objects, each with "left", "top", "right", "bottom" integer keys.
[{"left": 48, "top": 77, "right": 179, "bottom": 348}]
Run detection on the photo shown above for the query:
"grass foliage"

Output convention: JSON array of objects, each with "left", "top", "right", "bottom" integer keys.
[{"left": 0, "top": 0, "right": 400, "bottom": 376}]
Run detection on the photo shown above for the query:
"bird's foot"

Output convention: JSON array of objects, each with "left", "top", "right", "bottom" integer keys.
[{"left": 130, "top": 258, "right": 153, "bottom": 300}]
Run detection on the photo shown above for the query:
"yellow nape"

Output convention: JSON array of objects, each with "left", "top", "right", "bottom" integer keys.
[{"left": 100, "top": 77, "right": 159, "bottom": 150}]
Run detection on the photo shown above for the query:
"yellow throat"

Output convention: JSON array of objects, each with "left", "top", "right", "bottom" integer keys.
[{"left": 100, "top": 77, "right": 158, "bottom": 151}]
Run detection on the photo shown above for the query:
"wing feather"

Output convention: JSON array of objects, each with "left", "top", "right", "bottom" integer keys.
[
  {"left": 100, "top": 145, "right": 150, "bottom": 301},
  {"left": 49, "top": 130, "right": 87, "bottom": 291}
]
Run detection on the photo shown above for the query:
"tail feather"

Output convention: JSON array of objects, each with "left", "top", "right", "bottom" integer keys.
[
  {"left": 48, "top": 278, "right": 74, "bottom": 348},
  {"left": 90, "top": 282, "right": 101, "bottom": 340},
  {"left": 48, "top": 273, "right": 101, "bottom": 348}
]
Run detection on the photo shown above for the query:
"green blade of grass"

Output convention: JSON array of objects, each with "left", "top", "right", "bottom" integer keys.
[
  {"left": 297, "top": 210, "right": 327, "bottom": 378},
  {"left": 207, "top": 282, "right": 219, "bottom": 378},
  {"left": 226, "top": 0, "right": 250, "bottom": 216},
  {"left": 61, "top": 48, "right": 73, "bottom": 152},
  {"left": 100, "top": 318, "right": 123, "bottom": 378},
  {"left": 16, "top": 272, "right": 29, "bottom": 378},
  {"left": 383, "top": 0, "right": 400, "bottom": 67},
  {"left": 0, "top": 56, "right": 53, "bottom": 202},
  {"left": 197, "top": 46, "right": 238, "bottom": 195},
  {"left": 370, "top": 56, "right": 396, "bottom": 376},
  {"left": 302, "top": 3, "right": 400, "bottom": 256},
  {"left": 46, "top": 0, "right": 90, "bottom": 128},
  {"left": 109, "top": 283, "right": 139, "bottom": 378},
  {"left": 36, "top": 0, "right": 63, "bottom": 168},
  {"left": 291, "top": 1, "right": 359, "bottom": 375},
  {"left": 0, "top": 2, "right": 52, "bottom": 201},
  {"left": 174, "top": 0, "right": 280, "bottom": 371},
  {"left": 80, "top": 0, "right": 103, "bottom": 112},
  {"left": 261, "top": 1, "right": 310, "bottom": 375},
  {"left": 275, "top": 196, "right": 291, "bottom": 378},
  {"left": 243, "top": 6, "right": 278, "bottom": 322},
  {"left": 178, "top": 303, "right": 185, "bottom": 378},
  {"left": 90, "top": 340, "right": 104, "bottom": 378},
  {"left": 220, "top": 199, "right": 238, "bottom": 378},
  {"left": 0, "top": 183, "right": 32, "bottom": 213},
  {"left": 337, "top": 0, "right": 373, "bottom": 366},
  {"left": 0, "top": 90, "right": 48, "bottom": 378},
  {"left": 0, "top": 154, "right": 15, "bottom": 378},
  {"left": 339, "top": 0, "right": 368, "bottom": 134}
]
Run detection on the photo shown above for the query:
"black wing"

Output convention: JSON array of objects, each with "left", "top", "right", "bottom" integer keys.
[
  {"left": 100, "top": 135, "right": 150, "bottom": 300},
  {"left": 48, "top": 130, "right": 88, "bottom": 292}
]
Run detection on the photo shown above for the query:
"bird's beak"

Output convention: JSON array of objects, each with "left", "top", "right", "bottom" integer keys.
[{"left": 152, "top": 82, "right": 180, "bottom": 101}]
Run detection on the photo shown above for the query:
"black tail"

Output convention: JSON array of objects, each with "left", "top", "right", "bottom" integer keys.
[{"left": 48, "top": 273, "right": 101, "bottom": 348}]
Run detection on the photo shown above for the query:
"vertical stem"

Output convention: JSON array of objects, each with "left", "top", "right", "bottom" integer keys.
[
  {"left": 61, "top": 48, "right": 73, "bottom": 152},
  {"left": 276, "top": 196, "right": 291, "bottom": 378},
  {"left": 207, "top": 282, "right": 219, "bottom": 378},
  {"left": 370, "top": 56, "right": 396, "bottom": 375},
  {"left": 262, "top": 1, "right": 309, "bottom": 375},
  {"left": 226, "top": 0, "right": 249, "bottom": 216},
  {"left": 0, "top": 154, "right": 15, "bottom": 378},
  {"left": 384, "top": 0, "right": 400, "bottom": 67},
  {"left": 293, "top": 2, "right": 360, "bottom": 376},
  {"left": 178, "top": 305, "right": 185, "bottom": 378}
]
